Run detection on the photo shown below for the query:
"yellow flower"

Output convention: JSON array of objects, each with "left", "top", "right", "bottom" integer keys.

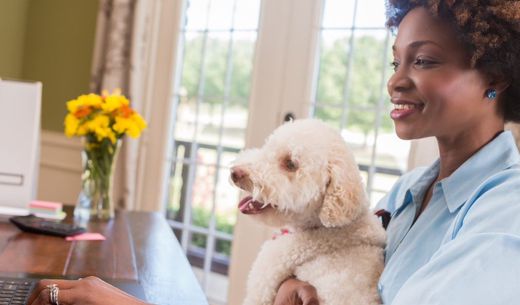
[
  {"left": 102, "top": 94, "right": 130, "bottom": 113},
  {"left": 64, "top": 114, "right": 79, "bottom": 137},
  {"left": 82, "top": 115, "right": 117, "bottom": 143},
  {"left": 113, "top": 117, "right": 132, "bottom": 134},
  {"left": 86, "top": 115, "right": 109, "bottom": 132},
  {"left": 126, "top": 125, "right": 141, "bottom": 138},
  {"left": 107, "top": 129, "right": 117, "bottom": 144},
  {"left": 132, "top": 113, "right": 147, "bottom": 130},
  {"left": 67, "top": 94, "right": 102, "bottom": 118},
  {"left": 66, "top": 99, "right": 83, "bottom": 113},
  {"left": 77, "top": 123, "right": 89, "bottom": 136},
  {"left": 113, "top": 115, "right": 146, "bottom": 138},
  {"left": 79, "top": 94, "right": 103, "bottom": 108},
  {"left": 94, "top": 114, "right": 110, "bottom": 126},
  {"left": 64, "top": 91, "right": 146, "bottom": 143},
  {"left": 73, "top": 106, "right": 92, "bottom": 119},
  {"left": 94, "top": 127, "right": 117, "bottom": 143}
]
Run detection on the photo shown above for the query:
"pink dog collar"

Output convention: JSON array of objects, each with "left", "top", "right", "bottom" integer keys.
[{"left": 272, "top": 228, "right": 292, "bottom": 240}]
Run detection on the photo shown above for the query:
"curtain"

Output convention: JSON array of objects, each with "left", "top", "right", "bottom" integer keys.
[{"left": 90, "top": 0, "right": 145, "bottom": 210}]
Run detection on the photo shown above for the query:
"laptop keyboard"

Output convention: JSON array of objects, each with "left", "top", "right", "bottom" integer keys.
[{"left": 0, "top": 278, "right": 36, "bottom": 305}]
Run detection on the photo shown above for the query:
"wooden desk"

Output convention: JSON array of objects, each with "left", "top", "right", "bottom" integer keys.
[{"left": 0, "top": 208, "right": 208, "bottom": 305}]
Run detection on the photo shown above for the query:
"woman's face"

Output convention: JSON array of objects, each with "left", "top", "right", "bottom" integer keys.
[{"left": 388, "top": 7, "right": 497, "bottom": 140}]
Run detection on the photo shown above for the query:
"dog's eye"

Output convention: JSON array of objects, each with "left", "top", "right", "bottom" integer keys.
[{"left": 283, "top": 158, "right": 299, "bottom": 172}]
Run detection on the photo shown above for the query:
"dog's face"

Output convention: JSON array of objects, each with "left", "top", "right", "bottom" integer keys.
[{"left": 230, "top": 119, "right": 367, "bottom": 230}]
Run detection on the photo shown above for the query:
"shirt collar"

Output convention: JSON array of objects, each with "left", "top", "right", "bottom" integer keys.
[
  {"left": 440, "top": 131, "right": 520, "bottom": 213},
  {"left": 393, "top": 160, "right": 440, "bottom": 217}
]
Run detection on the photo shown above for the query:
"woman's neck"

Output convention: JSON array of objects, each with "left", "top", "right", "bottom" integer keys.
[{"left": 436, "top": 127, "right": 504, "bottom": 180}]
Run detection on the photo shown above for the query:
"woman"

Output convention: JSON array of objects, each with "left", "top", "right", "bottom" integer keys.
[
  {"left": 28, "top": 0, "right": 520, "bottom": 304},
  {"left": 275, "top": 1, "right": 520, "bottom": 304}
]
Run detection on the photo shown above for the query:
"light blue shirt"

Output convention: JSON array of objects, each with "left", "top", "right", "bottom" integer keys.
[{"left": 376, "top": 131, "right": 520, "bottom": 305}]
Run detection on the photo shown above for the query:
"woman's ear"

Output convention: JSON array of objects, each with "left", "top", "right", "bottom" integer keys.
[{"left": 487, "top": 72, "right": 511, "bottom": 95}]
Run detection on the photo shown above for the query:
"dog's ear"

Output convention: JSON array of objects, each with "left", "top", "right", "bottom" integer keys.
[{"left": 319, "top": 156, "right": 366, "bottom": 227}]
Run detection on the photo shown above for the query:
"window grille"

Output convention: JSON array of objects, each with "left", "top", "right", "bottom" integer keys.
[
  {"left": 165, "top": 0, "right": 261, "bottom": 299},
  {"left": 311, "top": 0, "right": 410, "bottom": 206}
]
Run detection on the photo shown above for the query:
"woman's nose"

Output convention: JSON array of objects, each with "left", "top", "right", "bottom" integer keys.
[{"left": 387, "top": 66, "right": 413, "bottom": 95}]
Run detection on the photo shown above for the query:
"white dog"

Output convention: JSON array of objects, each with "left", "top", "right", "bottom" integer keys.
[{"left": 230, "top": 119, "right": 386, "bottom": 305}]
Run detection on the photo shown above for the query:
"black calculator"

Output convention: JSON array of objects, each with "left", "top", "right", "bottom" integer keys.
[{"left": 9, "top": 215, "right": 86, "bottom": 237}]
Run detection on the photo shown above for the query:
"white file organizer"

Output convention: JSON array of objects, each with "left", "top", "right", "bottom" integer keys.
[{"left": 0, "top": 79, "right": 42, "bottom": 214}]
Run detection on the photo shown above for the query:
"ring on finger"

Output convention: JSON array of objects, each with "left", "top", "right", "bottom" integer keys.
[{"left": 46, "top": 284, "right": 59, "bottom": 305}]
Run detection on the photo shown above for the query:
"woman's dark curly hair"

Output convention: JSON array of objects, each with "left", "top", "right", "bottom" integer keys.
[{"left": 386, "top": 0, "right": 520, "bottom": 122}]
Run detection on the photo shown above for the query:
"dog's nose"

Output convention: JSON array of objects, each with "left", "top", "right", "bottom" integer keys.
[{"left": 231, "top": 167, "right": 248, "bottom": 184}]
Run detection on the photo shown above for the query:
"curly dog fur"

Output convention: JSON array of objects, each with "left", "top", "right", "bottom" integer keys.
[{"left": 230, "top": 119, "right": 386, "bottom": 305}]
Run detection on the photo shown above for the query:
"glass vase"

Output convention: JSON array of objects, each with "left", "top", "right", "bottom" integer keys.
[{"left": 74, "top": 140, "right": 120, "bottom": 221}]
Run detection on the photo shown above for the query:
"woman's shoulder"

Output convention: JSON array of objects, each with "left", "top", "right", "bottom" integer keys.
[
  {"left": 466, "top": 165, "right": 520, "bottom": 207},
  {"left": 452, "top": 166, "right": 520, "bottom": 237}
]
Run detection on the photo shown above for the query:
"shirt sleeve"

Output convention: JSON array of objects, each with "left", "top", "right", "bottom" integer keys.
[
  {"left": 390, "top": 171, "right": 520, "bottom": 305},
  {"left": 390, "top": 233, "right": 520, "bottom": 305}
]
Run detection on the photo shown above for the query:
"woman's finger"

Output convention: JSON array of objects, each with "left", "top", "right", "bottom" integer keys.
[
  {"left": 27, "top": 279, "right": 80, "bottom": 305},
  {"left": 28, "top": 288, "right": 50, "bottom": 305},
  {"left": 298, "top": 284, "right": 319, "bottom": 305},
  {"left": 28, "top": 287, "right": 78, "bottom": 305}
]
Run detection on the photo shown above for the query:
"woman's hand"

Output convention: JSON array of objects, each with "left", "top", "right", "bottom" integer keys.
[
  {"left": 27, "top": 276, "right": 148, "bottom": 305},
  {"left": 274, "top": 278, "right": 319, "bottom": 305}
]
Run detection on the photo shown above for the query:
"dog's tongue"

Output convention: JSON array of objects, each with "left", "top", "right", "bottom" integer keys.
[{"left": 238, "top": 196, "right": 269, "bottom": 214}]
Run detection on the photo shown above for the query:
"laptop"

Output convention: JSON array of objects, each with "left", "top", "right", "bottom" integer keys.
[{"left": 0, "top": 275, "right": 146, "bottom": 304}]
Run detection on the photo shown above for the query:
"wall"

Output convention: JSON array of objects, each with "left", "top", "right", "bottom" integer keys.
[
  {"left": 0, "top": 0, "right": 30, "bottom": 79},
  {"left": 0, "top": 0, "right": 99, "bottom": 204},
  {"left": 407, "top": 137, "right": 438, "bottom": 170},
  {"left": 38, "top": 130, "right": 83, "bottom": 204},
  {"left": 23, "top": 0, "right": 99, "bottom": 132}
]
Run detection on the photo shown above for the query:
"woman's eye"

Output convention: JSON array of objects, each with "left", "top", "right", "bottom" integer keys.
[
  {"left": 390, "top": 61, "right": 399, "bottom": 71},
  {"left": 414, "top": 58, "right": 436, "bottom": 67}
]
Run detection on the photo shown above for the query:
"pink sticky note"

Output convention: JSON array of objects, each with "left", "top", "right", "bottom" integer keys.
[
  {"left": 66, "top": 233, "right": 106, "bottom": 241},
  {"left": 30, "top": 200, "right": 62, "bottom": 210}
]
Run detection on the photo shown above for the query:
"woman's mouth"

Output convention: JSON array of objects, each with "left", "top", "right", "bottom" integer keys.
[{"left": 390, "top": 102, "right": 423, "bottom": 120}]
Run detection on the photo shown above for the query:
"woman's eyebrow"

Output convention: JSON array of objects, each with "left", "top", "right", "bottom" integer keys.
[{"left": 392, "top": 40, "right": 444, "bottom": 51}]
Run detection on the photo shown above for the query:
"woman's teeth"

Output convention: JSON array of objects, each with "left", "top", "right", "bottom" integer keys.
[{"left": 394, "top": 103, "right": 418, "bottom": 110}]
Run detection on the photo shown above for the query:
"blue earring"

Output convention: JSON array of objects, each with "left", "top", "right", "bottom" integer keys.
[{"left": 486, "top": 88, "right": 497, "bottom": 100}]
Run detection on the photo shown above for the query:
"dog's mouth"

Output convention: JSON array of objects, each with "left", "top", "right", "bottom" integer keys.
[{"left": 238, "top": 195, "right": 272, "bottom": 214}]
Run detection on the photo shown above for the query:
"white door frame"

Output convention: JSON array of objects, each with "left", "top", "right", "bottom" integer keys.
[{"left": 133, "top": 0, "right": 186, "bottom": 212}]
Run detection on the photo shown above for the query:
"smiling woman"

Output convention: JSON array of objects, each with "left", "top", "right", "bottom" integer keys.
[{"left": 387, "top": 7, "right": 503, "bottom": 142}]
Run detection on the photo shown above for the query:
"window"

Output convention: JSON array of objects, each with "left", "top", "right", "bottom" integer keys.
[
  {"left": 312, "top": 0, "right": 409, "bottom": 206},
  {"left": 164, "top": 0, "right": 261, "bottom": 299}
]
